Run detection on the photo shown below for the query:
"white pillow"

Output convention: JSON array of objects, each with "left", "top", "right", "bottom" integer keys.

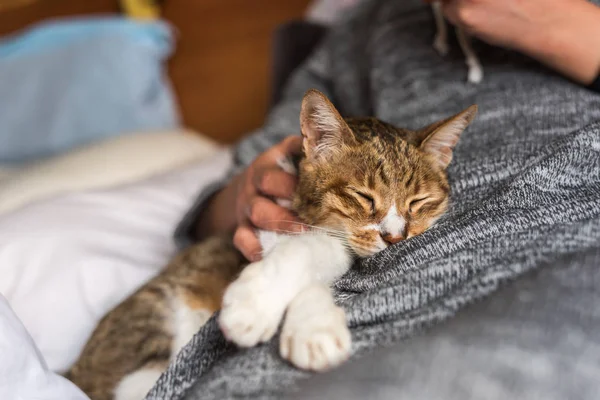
[
  {"left": 0, "top": 130, "right": 219, "bottom": 216},
  {"left": 0, "top": 149, "right": 232, "bottom": 373},
  {"left": 0, "top": 167, "right": 14, "bottom": 184},
  {"left": 0, "top": 294, "right": 88, "bottom": 400}
]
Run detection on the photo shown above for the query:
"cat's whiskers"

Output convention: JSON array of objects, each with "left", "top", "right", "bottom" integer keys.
[
  {"left": 262, "top": 220, "right": 348, "bottom": 237},
  {"left": 268, "top": 228, "right": 352, "bottom": 248},
  {"left": 262, "top": 220, "right": 353, "bottom": 252},
  {"left": 270, "top": 231, "right": 354, "bottom": 252}
]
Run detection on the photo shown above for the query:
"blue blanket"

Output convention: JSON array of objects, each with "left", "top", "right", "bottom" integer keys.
[{"left": 0, "top": 17, "right": 179, "bottom": 164}]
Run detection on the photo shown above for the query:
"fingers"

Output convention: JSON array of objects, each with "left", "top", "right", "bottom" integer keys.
[
  {"left": 247, "top": 196, "right": 303, "bottom": 233},
  {"left": 249, "top": 136, "right": 300, "bottom": 200},
  {"left": 232, "top": 136, "right": 304, "bottom": 261},
  {"left": 234, "top": 195, "right": 303, "bottom": 261},
  {"left": 233, "top": 223, "right": 262, "bottom": 262},
  {"left": 262, "top": 136, "right": 303, "bottom": 163},
  {"left": 253, "top": 168, "right": 297, "bottom": 199},
  {"left": 277, "top": 135, "right": 303, "bottom": 156}
]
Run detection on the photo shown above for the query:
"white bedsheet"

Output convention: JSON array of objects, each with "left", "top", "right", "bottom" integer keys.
[
  {"left": 0, "top": 294, "right": 88, "bottom": 400},
  {"left": 0, "top": 149, "right": 232, "bottom": 378}
]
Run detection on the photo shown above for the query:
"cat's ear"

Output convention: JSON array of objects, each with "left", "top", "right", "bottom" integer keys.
[
  {"left": 416, "top": 105, "right": 477, "bottom": 169},
  {"left": 300, "top": 89, "right": 354, "bottom": 160}
]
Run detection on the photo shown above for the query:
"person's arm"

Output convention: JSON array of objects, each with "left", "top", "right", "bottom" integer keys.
[
  {"left": 524, "top": 0, "right": 600, "bottom": 86},
  {"left": 430, "top": 0, "right": 600, "bottom": 86},
  {"left": 173, "top": 179, "right": 235, "bottom": 249},
  {"left": 193, "top": 179, "right": 238, "bottom": 240}
]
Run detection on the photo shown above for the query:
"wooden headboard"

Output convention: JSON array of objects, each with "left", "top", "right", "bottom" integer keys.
[{"left": 0, "top": 0, "right": 311, "bottom": 143}]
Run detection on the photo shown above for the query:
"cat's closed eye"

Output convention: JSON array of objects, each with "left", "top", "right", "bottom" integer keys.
[
  {"left": 353, "top": 190, "right": 375, "bottom": 215},
  {"left": 408, "top": 196, "right": 431, "bottom": 213}
]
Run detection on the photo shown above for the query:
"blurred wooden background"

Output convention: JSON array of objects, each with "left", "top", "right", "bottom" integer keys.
[{"left": 0, "top": 0, "right": 311, "bottom": 143}]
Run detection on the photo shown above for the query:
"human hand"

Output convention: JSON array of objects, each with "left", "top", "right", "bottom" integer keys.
[
  {"left": 425, "top": 0, "right": 600, "bottom": 84},
  {"left": 197, "top": 136, "right": 304, "bottom": 261},
  {"left": 231, "top": 136, "right": 304, "bottom": 260},
  {"left": 424, "top": 0, "right": 555, "bottom": 51}
]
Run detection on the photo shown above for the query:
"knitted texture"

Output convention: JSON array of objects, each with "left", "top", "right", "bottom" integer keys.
[{"left": 150, "top": 0, "right": 600, "bottom": 398}]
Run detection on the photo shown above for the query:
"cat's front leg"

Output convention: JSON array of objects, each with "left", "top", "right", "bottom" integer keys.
[
  {"left": 219, "top": 258, "right": 305, "bottom": 347},
  {"left": 219, "top": 232, "right": 351, "bottom": 348},
  {"left": 280, "top": 284, "right": 351, "bottom": 371}
]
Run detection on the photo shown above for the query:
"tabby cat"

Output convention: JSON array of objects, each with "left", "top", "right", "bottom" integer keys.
[{"left": 66, "top": 89, "right": 477, "bottom": 400}]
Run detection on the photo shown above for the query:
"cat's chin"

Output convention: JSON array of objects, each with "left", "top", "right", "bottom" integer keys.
[
  {"left": 348, "top": 236, "right": 390, "bottom": 258},
  {"left": 351, "top": 245, "right": 386, "bottom": 258}
]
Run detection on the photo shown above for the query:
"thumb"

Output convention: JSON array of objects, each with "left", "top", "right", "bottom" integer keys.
[
  {"left": 233, "top": 223, "right": 263, "bottom": 262},
  {"left": 278, "top": 135, "right": 303, "bottom": 156}
]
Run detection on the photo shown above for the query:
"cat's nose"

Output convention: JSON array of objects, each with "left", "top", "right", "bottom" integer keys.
[{"left": 381, "top": 233, "right": 404, "bottom": 245}]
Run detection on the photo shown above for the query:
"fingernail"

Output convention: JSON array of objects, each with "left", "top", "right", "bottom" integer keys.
[
  {"left": 276, "top": 198, "right": 293, "bottom": 209},
  {"left": 292, "top": 222, "right": 305, "bottom": 233}
]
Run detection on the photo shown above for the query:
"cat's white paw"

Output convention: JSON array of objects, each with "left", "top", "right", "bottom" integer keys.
[
  {"left": 433, "top": 35, "right": 449, "bottom": 56},
  {"left": 219, "top": 262, "right": 285, "bottom": 347},
  {"left": 280, "top": 288, "right": 351, "bottom": 371}
]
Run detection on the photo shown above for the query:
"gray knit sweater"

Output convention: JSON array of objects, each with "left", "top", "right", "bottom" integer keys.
[{"left": 152, "top": 0, "right": 600, "bottom": 399}]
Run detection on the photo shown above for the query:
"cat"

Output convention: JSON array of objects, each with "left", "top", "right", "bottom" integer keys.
[
  {"left": 66, "top": 89, "right": 477, "bottom": 400},
  {"left": 65, "top": 236, "right": 244, "bottom": 400},
  {"left": 432, "top": 1, "right": 483, "bottom": 83}
]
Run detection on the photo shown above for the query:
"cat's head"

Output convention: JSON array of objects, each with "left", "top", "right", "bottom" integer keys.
[{"left": 294, "top": 89, "right": 477, "bottom": 257}]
